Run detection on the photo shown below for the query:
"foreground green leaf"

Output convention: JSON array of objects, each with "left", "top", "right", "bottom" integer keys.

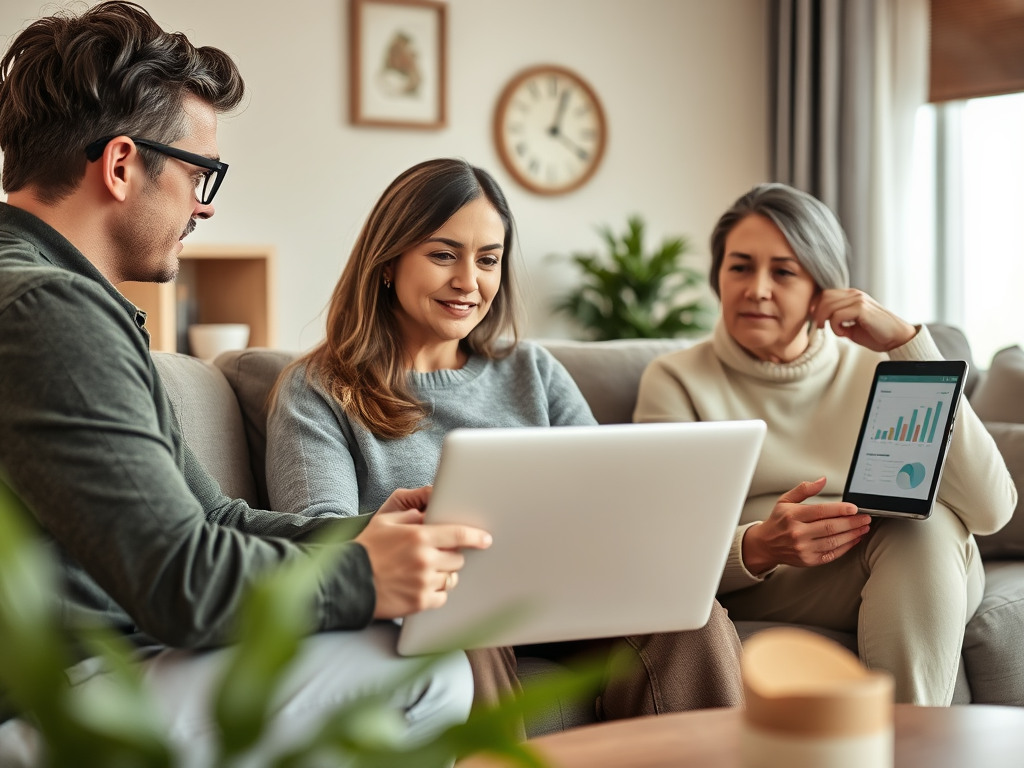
[{"left": 0, "top": 479, "right": 576, "bottom": 768}]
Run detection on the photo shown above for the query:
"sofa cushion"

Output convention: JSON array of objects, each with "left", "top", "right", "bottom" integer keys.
[
  {"left": 541, "top": 326, "right": 971, "bottom": 425},
  {"left": 970, "top": 345, "right": 1024, "bottom": 424},
  {"left": 926, "top": 323, "right": 979, "bottom": 399},
  {"left": 152, "top": 352, "right": 259, "bottom": 506},
  {"left": 734, "top": 620, "right": 858, "bottom": 653},
  {"left": 734, "top": 620, "right": 972, "bottom": 704},
  {"left": 540, "top": 338, "right": 696, "bottom": 424},
  {"left": 516, "top": 656, "right": 599, "bottom": 738},
  {"left": 962, "top": 561, "right": 1024, "bottom": 705},
  {"left": 974, "top": 422, "right": 1024, "bottom": 559},
  {"left": 213, "top": 348, "right": 298, "bottom": 509}
]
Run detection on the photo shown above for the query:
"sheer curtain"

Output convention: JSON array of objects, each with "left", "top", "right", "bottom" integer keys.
[{"left": 770, "top": 0, "right": 929, "bottom": 316}]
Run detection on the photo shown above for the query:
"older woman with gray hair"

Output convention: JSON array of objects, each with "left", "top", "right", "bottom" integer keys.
[{"left": 635, "top": 183, "right": 1016, "bottom": 706}]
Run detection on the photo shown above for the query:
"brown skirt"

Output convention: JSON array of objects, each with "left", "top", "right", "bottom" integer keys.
[{"left": 465, "top": 600, "right": 743, "bottom": 739}]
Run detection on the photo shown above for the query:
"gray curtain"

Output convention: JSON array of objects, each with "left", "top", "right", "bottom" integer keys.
[{"left": 770, "top": 0, "right": 876, "bottom": 291}]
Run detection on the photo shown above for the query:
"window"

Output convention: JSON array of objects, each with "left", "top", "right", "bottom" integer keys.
[
  {"left": 909, "top": 94, "right": 1024, "bottom": 368},
  {"left": 927, "top": 0, "right": 1024, "bottom": 367},
  {"left": 960, "top": 93, "right": 1024, "bottom": 366}
]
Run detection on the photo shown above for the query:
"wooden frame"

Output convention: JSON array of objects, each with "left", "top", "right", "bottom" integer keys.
[
  {"left": 493, "top": 65, "right": 608, "bottom": 196},
  {"left": 118, "top": 244, "right": 276, "bottom": 354},
  {"left": 349, "top": 0, "right": 447, "bottom": 129}
]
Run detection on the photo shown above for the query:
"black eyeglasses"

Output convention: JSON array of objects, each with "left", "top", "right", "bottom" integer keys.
[{"left": 84, "top": 135, "right": 228, "bottom": 205}]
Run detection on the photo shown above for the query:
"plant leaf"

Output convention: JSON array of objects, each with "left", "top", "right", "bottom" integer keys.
[
  {"left": 0, "top": 476, "right": 173, "bottom": 768},
  {"left": 552, "top": 217, "right": 714, "bottom": 340}
]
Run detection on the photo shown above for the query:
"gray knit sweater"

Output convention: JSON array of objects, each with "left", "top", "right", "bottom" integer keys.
[{"left": 266, "top": 342, "right": 597, "bottom": 517}]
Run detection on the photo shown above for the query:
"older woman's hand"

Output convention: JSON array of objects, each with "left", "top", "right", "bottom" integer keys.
[
  {"left": 811, "top": 289, "right": 917, "bottom": 352},
  {"left": 741, "top": 477, "right": 872, "bottom": 575}
]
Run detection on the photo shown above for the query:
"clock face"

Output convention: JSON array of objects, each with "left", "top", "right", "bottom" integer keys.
[{"left": 494, "top": 66, "right": 607, "bottom": 195}]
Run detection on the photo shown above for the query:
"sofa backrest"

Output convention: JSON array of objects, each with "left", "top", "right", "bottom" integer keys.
[
  {"left": 539, "top": 338, "right": 695, "bottom": 424},
  {"left": 927, "top": 323, "right": 980, "bottom": 398},
  {"left": 155, "top": 323, "right": 983, "bottom": 511},
  {"left": 205, "top": 340, "right": 698, "bottom": 508},
  {"left": 152, "top": 352, "right": 260, "bottom": 506},
  {"left": 213, "top": 348, "right": 297, "bottom": 509}
]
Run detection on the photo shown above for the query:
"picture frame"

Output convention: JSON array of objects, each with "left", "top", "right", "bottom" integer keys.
[{"left": 349, "top": 0, "right": 447, "bottom": 129}]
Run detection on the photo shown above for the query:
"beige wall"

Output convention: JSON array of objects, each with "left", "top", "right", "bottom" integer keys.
[{"left": 0, "top": 0, "right": 769, "bottom": 348}]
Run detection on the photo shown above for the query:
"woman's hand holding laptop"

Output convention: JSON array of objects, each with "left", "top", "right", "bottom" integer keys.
[{"left": 355, "top": 485, "right": 492, "bottom": 619}]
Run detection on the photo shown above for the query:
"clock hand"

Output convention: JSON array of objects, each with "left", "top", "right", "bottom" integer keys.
[
  {"left": 554, "top": 132, "right": 589, "bottom": 161},
  {"left": 548, "top": 89, "right": 571, "bottom": 136}
]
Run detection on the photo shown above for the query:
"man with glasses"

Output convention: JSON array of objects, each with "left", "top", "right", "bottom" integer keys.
[{"left": 0, "top": 2, "right": 485, "bottom": 764}]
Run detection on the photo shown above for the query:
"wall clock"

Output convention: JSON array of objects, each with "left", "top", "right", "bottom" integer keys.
[{"left": 493, "top": 65, "right": 607, "bottom": 196}]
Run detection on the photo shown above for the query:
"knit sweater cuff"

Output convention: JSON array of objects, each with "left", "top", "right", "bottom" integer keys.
[
  {"left": 720, "top": 522, "right": 776, "bottom": 594},
  {"left": 887, "top": 325, "right": 942, "bottom": 361}
]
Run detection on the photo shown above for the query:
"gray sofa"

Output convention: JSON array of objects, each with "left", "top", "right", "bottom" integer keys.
[{"left": 152, "top": 323, "right": 1024, "bottom": 733}]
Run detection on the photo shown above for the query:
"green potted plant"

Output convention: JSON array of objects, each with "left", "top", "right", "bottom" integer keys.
[
  {"left": 0, "top": 477, "right": 599, "bottom": 767},
  {"left": 553, "top": 216, "right": 714, "bottom": 341}
]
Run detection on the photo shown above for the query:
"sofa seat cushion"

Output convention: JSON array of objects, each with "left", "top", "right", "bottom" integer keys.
[
  {"left": 734, "top": 620, "right": 972, "bottom": 704},
  {"left": 962, "top": 561, "right": 1024, "bottom": 705},
  {"left": 734, "top": 620, "right": 857, "bottom": 653},
  {"left": 153, "top": 352, "right": 258, "bottom": 505},
  {"left": 516, "top": 656, "right": 599, "bottom": 738}
]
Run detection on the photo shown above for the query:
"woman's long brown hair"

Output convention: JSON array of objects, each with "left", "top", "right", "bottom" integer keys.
[{"left": 284, "top": 158, "right": 521, "bottom": 440}]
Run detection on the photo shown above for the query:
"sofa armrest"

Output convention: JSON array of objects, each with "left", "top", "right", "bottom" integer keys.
[{"left": 974, "top": 422, "right": 1024, "bottom": 560}]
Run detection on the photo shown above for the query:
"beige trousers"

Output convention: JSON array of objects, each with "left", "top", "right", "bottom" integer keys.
[{"left": 719, "top": 503, "right": 983, "bottom": 705}]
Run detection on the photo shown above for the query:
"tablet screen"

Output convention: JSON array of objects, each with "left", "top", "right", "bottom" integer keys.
[{"left": 843, "top": 360, "right": 967, "bottom": 518}]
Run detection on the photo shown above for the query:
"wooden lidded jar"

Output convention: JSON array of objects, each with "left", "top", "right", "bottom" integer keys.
[{"left": 741, "top": 628, "right": 895, "bottom": 768}]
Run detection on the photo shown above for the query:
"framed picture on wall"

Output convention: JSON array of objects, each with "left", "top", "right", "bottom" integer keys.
[{"left": 349, "top": 0, "right": 447, "bottom": 129}]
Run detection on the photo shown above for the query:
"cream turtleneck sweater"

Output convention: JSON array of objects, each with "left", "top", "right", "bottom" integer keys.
[{"left": 634, "top": 320, "right": 1017, "bottom": 594}]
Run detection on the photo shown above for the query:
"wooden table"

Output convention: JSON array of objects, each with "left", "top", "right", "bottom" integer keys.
[{"left": 459, "top": 704, "right": 1024, "bottom": 768}]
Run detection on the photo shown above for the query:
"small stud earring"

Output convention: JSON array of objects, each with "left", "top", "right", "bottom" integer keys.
[{"left": 383, "top": 275, "right": 392, "bottom": 289}]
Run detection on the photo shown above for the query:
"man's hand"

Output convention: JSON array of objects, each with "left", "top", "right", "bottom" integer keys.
[
  {"left": 377, "top": 485, "right": 433, "bottom": 514},
  {"left": 355, "top": 486, "right": 493, "bottom": 619},
  {"left": 741, "top": 477, "right": 871, "bottom": 574},
  {"left": 811, "top": 289, "right": 917, "bottom": 352}
]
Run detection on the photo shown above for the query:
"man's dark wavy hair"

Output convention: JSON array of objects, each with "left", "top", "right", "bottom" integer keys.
[{"left": 0, "top": 1, "right": 245, "bottom": 203}]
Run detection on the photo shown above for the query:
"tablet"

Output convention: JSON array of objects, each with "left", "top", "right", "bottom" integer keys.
[
  {"left": 842, "top": 360, "right": 968, "bottom": 519},
  {"left": 397, "top": 420, "right": 766, "bottom": 656}
]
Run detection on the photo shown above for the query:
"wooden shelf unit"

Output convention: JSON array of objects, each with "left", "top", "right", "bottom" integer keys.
[{"left": 118, "top": 244, "right": 276, "bottom": 354}]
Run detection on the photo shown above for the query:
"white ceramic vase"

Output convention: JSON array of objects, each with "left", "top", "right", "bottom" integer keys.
[{"left": 187, "top": 323, "right": 250, "bottom": 361}]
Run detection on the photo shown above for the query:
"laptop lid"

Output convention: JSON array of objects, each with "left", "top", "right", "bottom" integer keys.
[{"left": 397, "top": 420, "right": 766, "bottom": 656}]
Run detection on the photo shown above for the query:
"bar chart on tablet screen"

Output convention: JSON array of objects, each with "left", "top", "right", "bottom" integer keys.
[{"left": 849, "top": 375, "right": 958, "bottom": 500}]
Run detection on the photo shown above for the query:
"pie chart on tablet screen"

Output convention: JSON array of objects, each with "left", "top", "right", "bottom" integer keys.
[{"left": 896, "top": 462, "right": 926, "bottom": 490}]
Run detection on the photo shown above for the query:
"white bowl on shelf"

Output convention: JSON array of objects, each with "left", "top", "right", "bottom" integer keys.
[{"left": 188, "top": 323, "right": 250, "bottom": 361}]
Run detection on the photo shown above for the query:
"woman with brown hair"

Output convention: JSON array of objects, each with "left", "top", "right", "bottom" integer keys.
[{"left": 265, "top": 158, "right": 744, "bottom": 733}]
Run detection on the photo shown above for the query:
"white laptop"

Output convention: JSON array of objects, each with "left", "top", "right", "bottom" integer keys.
[{"left": 397, "top": 420, "right": 766, "bottom": 656}]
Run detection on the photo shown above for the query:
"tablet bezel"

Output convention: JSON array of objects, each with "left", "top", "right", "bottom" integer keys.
[{"left": 842, "top": 359, "right": 968, "bottom": 519}]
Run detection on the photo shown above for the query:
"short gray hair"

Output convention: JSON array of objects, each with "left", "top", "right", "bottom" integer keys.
[{"left": 708, "top": 183, "right": 850, "bottom": 297}]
